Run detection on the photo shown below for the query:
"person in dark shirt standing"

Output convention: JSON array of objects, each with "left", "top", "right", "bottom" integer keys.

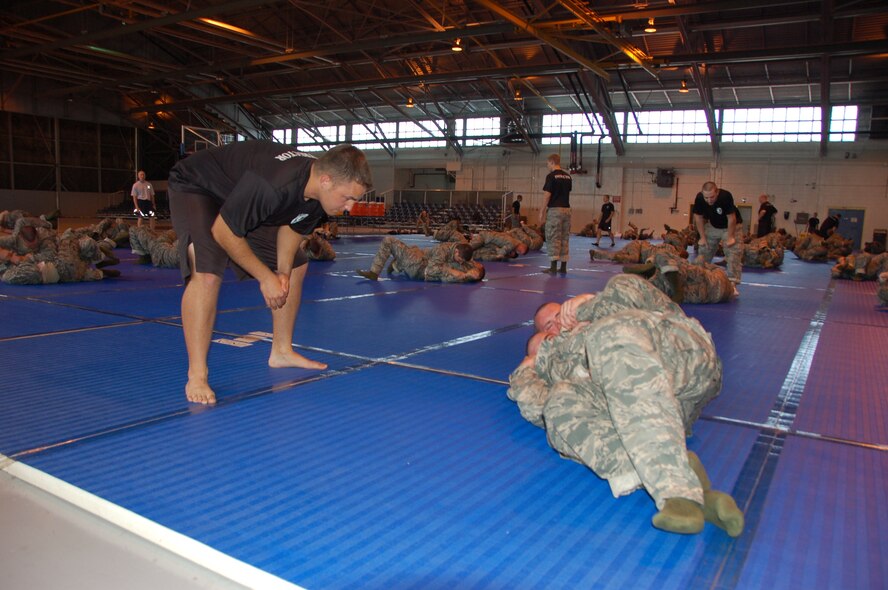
[
  {"left": 593, "top": 194, "right": 616, "bottom": 247},
  {"left": 756, "top": 194, "right": 778, "bottom": 237},
  {"left": 510, "top": 194, "right": 523, "bottom": 229},
  {"left": 539, "top": 154, "right": 572, "bottom": 274},
  {"left": 168, "top": 141, "right": 373, "bottom": 404},
  {"left": 807, "top": 212, "right": 820, "bottom": 234},
  {"left": 693, "top": 181, "right": 741, "bottom": 288},
  {"left": 817, "top": 213, "right": 841, "bottom": 238}
]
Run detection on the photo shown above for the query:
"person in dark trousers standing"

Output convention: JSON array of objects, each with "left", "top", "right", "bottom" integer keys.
[
  {"left": 756, "top": 193, "right": 778, "bottom": 237},
  {"left": 593, "top": 195, "right": 616, "bottom": 247}
]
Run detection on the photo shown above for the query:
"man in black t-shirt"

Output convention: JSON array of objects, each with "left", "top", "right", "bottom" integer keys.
[
  {"left": 168, "top": 141, "right": 372, "bottom": 404},
  {"left": 593, "top": 195, "right": 616, "bottom": 247},
  {"left": 509, "top": 194, "right": 523, "bottom": 229},
  {"left": 540, "top": 154, "right": 572, "bottom": 274},
  {"left": 807, "top": 213, "right": 820, "bottom": 234},
  {"left": 756, "top": 194, "right": 778, "bottom": 237},
  {"left": 816, "top": 213, "right": 841, "bottom": 238},
  {"left": 692, "top": 181, "right": 742, "bottom": 287}
]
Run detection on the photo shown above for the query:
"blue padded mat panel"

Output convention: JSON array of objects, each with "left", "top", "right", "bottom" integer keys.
[
  {"left": 0, "top": 298, "right": 133, "bottom": 338},
  {"left": 214, "top": 285, "right": 544, "bottom": 359},
  {"left": 728, "top": 282, "right": 825, "bottom": 320},
  {"left": 738, "top": 257, "right": 832, "bottom": 289},
  {"left": 20, "top": 365, "right": 760, "bottom": 590},
  {"left": 793, "top": 322, "right": 888, "bottom": 445},
  {"left": 0, "top": 322, "right": 353, "bottom": 455},
  {"left": 826, "top": 280, "right": 888, "bottom": 327},
  {"left": 735, "top": 437, "right": 888, "bottom": 590},
  {"left": 404, "top": 326, "right": 532, "bottom": 381},
  {"left": 684, "top": 309, "right": 811, "bottom": 424}
]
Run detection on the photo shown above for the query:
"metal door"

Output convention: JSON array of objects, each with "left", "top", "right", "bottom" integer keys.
[{"left": 827, "top": 208, "right": 865, "bottom": 250}]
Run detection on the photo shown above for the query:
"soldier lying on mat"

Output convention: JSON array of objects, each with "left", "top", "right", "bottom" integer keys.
[
  {"left": 357, "top": 237, "right": 484, "bottom": 283},
  {"left": 509, "top": 274, "right": 744, "bottom": 536}
]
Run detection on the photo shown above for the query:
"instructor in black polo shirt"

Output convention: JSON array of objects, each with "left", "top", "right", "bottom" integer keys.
[{"left": 692, "top": 181, "right": 742, "bottom": 289}]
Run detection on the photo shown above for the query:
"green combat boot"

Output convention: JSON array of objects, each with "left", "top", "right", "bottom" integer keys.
[{"left": 358, "top": 270, "right": 379, "bottom": 281}]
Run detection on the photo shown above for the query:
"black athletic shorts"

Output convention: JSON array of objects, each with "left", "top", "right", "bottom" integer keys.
[
  {"left": 598, "top": 219, "right": 612, "bottom": 231},
  {"left": 136, "top": 199, "right": 156, "bottom": 216},
  {"left": 168, "top": 188, "right": 308, "bottom": 281}
]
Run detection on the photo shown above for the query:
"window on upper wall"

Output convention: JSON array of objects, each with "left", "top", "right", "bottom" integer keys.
[
  {"left": 720, "top": 106, "right": 857, "bottom": 143},
  {"left": 296, "top": 126, "right": 343, "bottom": 151},
  {"left": 351, "top": 123, "right": 397, "bottom": 150},
  {"left": 541, "top": 113, "right": 607, "bottom": 145},
  {"left": 723, "top": 107, "right": 820, "bottom": 143},
  {"left": 829, "top": 105, "right": 858, "bottom": 142},
  {"left": 623, "top": 110, "right": 710, "bottom": 144},
  {"left": 398, "top": 120, "right": 447, "bottom": 148},
  {"left": 463, "top": 117, "right": 500, "bottom": 147},
  {"left": 272, "top": 129, "right": 293, "bottom": 144}
]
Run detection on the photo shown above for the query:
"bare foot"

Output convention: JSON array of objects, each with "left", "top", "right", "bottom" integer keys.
[
  {"left": 186, "top": 380, "right": 217, "bottom": 405},
  {"left": 269, "top": 350, "right": 328, "bottom": 370}
]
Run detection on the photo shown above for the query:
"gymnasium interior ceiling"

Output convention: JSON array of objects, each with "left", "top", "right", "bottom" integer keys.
[{"left": 2, "top": 0, "right": 887, "bottom": 152}]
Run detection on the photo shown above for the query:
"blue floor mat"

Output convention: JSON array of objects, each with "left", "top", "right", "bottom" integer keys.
[
  {"left": 20, "top": 365, "right": 760, "bottom": 590},
  {"left": 734, "top": 436, "right": 888, "bottom": 590},
  {"left": 3, "top": 230, "right": 885, "bottom": 590},
  {"left": 0, "top": 297, "right": 135, "bottom": 338},
  {"left": 0, "top": 322, "right": 354, "bottom": 455},
  {"left": 794, "top": 322, "right": 888, "bottom": 445}
]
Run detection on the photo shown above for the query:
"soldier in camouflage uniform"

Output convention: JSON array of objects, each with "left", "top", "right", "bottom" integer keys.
[
  {"left": 591, "top": 240, "right": 682, "bottom": 264},
  {"left": 512, "top": 275, "right": 743, "bottom": 536},
  {"left": 624, "top": 250, "right": 736, "bottom": 304},
  {"left": 433, "top": 218, "right": 468, "bottom": 243},
  {"left": 129, "top": 226, "right": 181, "bottom": 268},
  {"left": 358, "top": 237, "right": 484, "bottom": 283},
  {"left": 578, "top": 219, "right": 599, "bottom": 238},
  {"left": 792, "top": 234, "right": 828, "bottom": 262},
  {"left": 824, "top": 232, "right": 853, "bottom": 260},
  {"left": 305, "top": 233, "right": 336, "bottom": 261},
  {"left": 469, "top": 229, "right": 528, "bottom": 261},
  {"left": 415, "top": 210, "right": 432, "bottom": 236},
  {"left": 878, "top": 272, "right": 888, "bottom": 306},
  {"left": 740, "top": 233, "right": 785, "bottom": 268},
  {"left": 508, "top": 223, "right": 544, "bottom": 251},
  {"left": 831, "top": 252, "right": 888, "bottom": 281}
]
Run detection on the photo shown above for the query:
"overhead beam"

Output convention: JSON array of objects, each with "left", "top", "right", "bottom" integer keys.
[
  {"left": 555, "top": 0, "right": 658, "bottom": 77},
  {"left": 473, "top": 0, "right": 610, "bottom": 80}
]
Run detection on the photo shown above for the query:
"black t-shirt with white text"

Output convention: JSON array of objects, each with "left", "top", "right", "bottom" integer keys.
[
  {"left": 693, "top": 189, "right": 737, "bottom": 229},
  {"left": 168, "top": 140, "right": 328, "bottom": 236},
  {"left": 543, "top": 169, "right": 572, "bottom": 208},
  {"left": 601, "top": 201, "right": 615, "bottom": 221}
]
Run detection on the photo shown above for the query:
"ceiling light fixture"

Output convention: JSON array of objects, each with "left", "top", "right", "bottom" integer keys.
[
  {"left": 679, "top": 79, "right": 689, "bottom": 93},
  {"left": 406, "top": 97, "right": 415, "bottom": 108},
  {"left": 644, "top": 18, "right": 657, "bottom": 33},
  {"left": 451, "top": 38, "right": 463, "bottom": 52},
  {"left": 147, "top": 119, "right": 156, "bottom": 129},
  {"left": 514, "top": 88, "right": 522, "bottom": 101}
]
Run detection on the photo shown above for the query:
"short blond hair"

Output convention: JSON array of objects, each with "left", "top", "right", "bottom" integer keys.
[{"left": 547, "top": 154, "right": 561, "bottom": 166}]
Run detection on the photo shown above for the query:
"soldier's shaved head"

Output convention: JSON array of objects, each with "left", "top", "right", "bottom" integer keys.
[{"left": 534, "top": 302, "right": 561, "bottom": 335}]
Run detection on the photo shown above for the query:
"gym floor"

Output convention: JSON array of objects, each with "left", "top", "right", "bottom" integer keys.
[{"left": 1, "top": 232, "right": 885, "bottom": 590}]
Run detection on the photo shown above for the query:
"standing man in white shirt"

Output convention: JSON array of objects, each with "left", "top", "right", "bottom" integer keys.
[{"left": 131, "top": 170, "right": 157, "bottom": 230}]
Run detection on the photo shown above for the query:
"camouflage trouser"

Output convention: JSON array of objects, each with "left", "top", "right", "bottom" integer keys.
[
  {"left": 541, "top": 314, "right": 721, "bottom": 509},
  {"left": 696, "top": 224, "right": 741, "bottom": 283},
  {"left": 370, "top": 236, "right": 427, "bottom": 278},
  {"left": 545, "top": 207, "right": 571, "bottom": 261}
]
